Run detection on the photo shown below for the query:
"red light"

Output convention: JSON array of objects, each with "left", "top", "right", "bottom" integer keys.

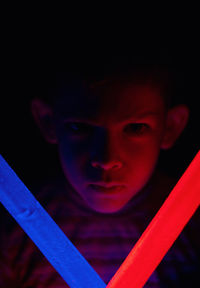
[{"left": 107, "top": 151, "right": 200, "bottom": 288}]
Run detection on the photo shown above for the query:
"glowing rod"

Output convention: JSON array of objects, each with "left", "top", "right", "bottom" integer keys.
[
  {"left": 106, "top": 150, "right": 200, "bottom": 288},
  {"left": 0, "top": 155, "right": 106, "bottom": 288}
]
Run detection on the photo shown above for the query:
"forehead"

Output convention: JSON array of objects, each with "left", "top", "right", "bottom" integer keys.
[{"left": 54, "top": 79, "right": 165, "bottom": 124}]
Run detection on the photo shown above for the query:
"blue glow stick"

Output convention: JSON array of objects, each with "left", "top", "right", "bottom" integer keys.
[{"left": 0, "top": 155, "right": 106, "bottom": 288}]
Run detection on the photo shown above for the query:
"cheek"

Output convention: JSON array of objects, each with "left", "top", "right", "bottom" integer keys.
[
  {"left": 125, "top": 119, "right": 166, "bottom": 165},
  {"left": 57, "top": 136, "right": 89, "bottom": 180},
  {"left": 123, "top": 137, "right": 162, "bottom": 181}
]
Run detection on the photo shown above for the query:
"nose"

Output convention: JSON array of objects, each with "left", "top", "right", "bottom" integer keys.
[
  {"left": 90, "top": 128, "right": 123, "bottom": 171},
  {"left": 91, "top": 159, "right": 122, "bottom": 171}
]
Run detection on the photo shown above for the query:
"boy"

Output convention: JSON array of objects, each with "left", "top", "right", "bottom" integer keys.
[{"left": 0, "top": 61, "right": 199, "bottom": 287}]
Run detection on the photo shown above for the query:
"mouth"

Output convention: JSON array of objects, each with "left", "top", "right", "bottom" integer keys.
[{"left": 88, "top": 183, "right": 125, "bottom": 195}]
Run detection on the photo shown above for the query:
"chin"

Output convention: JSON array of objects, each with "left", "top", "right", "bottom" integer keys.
[
  {"left": 86, "top": 200, "right": 128, "bottom": 214},
  {"left": 93, "top": 207, "right": 123, "bottom": 214}
]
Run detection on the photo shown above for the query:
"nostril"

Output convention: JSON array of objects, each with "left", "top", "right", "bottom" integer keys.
[{"left": 91, "top": 160, "right": 122, "bottom": 170}]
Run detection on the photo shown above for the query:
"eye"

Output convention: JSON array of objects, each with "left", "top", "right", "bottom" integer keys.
[
  {"left": 124, "top": 123, "right": 149, "bottom": 135},
  {"left": 64, "top": 122, "right": 93, "bottom": 135}
]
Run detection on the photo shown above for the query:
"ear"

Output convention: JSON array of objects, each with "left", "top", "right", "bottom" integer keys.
[
  {"left": 161, "top": 104, "right": 190, "bottom": 150},
  {"left": 31, "top": 98, "right": 58, "bottom": 144}
]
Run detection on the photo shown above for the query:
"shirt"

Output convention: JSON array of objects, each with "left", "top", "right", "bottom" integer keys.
[{"left": 0, "top": 170, "right": 199, "bottom": 287}]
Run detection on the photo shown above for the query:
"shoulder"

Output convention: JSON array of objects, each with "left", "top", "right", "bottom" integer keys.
[
  {"left": 0, "top": 175, "right": 72, "bottom": 286},
  {"left": 152, "top": 170, "right": 200, "bottom": 287},
  {"left": 29, "top": 175, "right": 72, "bottom": 215}
]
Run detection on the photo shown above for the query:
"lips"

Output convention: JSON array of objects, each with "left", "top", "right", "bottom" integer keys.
[
  {"left": 88, "top": 183, "right": 125, "bottom": 194},
  {"left": 89, "top": 182, "right": 125, "bottom": 188}
]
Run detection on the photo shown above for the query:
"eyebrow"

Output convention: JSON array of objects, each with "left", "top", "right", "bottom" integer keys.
[
  {"left": 121, "top": 111, "right": 161, "bottom": 121},
  {"left": 63, "top": 112, "right": 160, "bottom": 125}
]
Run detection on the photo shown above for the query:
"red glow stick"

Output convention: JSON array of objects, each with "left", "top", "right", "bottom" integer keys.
[{"left": 107, "top": 150, "right": 200, "bottom": 288}]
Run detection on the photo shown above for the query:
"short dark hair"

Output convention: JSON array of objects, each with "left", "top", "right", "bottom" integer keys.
[{"left": 33, "top": 53, "right": 188, "bottom": 109}]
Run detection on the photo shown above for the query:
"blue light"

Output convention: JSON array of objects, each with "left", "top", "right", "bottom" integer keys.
[{"left": 0, "top": 155, "right": 106, "bottom": 288}]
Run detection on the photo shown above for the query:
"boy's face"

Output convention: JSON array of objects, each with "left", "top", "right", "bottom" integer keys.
[{"left": 52, "top": 80, "right": 168, "bottom": 214}]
